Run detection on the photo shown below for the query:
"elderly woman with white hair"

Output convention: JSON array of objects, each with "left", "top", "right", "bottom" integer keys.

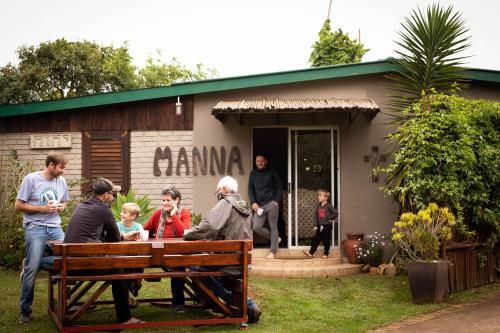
[{"left": 183, "top": 176, "right": 261, "bottom": 324}]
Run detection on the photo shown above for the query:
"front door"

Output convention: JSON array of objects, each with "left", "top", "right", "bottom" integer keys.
[{"left": 288, "top": 128, "right": 339, "bottom": 248}]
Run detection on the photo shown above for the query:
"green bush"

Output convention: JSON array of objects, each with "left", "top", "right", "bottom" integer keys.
[
  {"left": 190, "top": 211, "right": 203, "bottom": 227},
  {"left": 0, "top": 153, "right": 34, "bottom": 269},
  {"left": 111, "top": 188, "right": 155, "bottom": 225},
  {"left": 383, "top": 95, "right": 500, "bottom": 249}
]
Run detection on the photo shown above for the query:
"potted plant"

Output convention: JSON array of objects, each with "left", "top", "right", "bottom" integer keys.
[
  {"left": 355, "top": 231, "right": 386, "bottom": 267},
  {"left": 392, "top": 203, "right": 455, "bottom": 304}
]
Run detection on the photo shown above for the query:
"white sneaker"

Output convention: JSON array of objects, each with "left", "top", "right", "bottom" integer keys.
[{"left": 266, "top": 252, "right": 275, "bottom": 259}]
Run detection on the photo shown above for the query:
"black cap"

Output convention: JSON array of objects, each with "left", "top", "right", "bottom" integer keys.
[{"left": 92, "top": 178, "right": 121, "bottom": 195}]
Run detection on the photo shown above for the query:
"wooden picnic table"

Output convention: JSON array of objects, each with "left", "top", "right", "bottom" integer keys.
[{"left": 47, "top": 239, "right": 252, "bottom": 332}]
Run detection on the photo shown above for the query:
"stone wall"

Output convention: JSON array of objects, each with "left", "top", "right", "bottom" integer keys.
[
  {"left": 0, "top": 132, "right": 82, "bottom": 196},
  {"left": 130, "top": 131, "right": 194, "bottom": 210}
]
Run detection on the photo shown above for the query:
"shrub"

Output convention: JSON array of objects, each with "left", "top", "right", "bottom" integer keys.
[
  {"left": 0, "top": 153, "right": 34, "bottom": 269},
  {"left": 354, "top": 232, "right": 386, "bottom": 266},
  {"left": 391, "top": 203, "right": 455, "bottom": 261},
  {"left": 190, "top": 212, "right": 203, "bottom": 227},
  {"left": 383, "top": 95, "right": 500, "bottom": 249},
  {"left": 111, "top": 188, "right": 155, "bottom": 225}
]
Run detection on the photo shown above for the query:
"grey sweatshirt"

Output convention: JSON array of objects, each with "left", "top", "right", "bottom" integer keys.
[{"left": 183, "top": 193, "right": 252, "bottom": 241}]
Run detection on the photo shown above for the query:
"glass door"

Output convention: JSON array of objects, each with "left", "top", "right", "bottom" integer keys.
[{"left": 288, "top": 128, "right": 339, "bottom": 248}]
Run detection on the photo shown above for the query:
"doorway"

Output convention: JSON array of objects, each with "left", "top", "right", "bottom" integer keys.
[
  {"left": 251, "top": 128, "right": 288, "bottom": 244},
  {"left": 288, "top": 127, "right": 339, "bottom": 249}
]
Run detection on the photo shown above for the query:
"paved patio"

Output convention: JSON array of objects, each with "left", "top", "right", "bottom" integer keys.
[{"left": 368, "top": 292, "right": 500, "bottom": 333}]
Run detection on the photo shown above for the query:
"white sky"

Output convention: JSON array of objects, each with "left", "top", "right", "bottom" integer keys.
[{"left": 1, "top": 0, "right": 499, "bottom": 78}]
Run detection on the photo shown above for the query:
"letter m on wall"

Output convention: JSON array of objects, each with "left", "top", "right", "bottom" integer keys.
[{"left": 82, "top": 131, "right": 130, "bottom": 194}]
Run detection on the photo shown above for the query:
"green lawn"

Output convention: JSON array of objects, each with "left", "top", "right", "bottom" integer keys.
[{"left": 1, "top": 268, "right": 499, "bottom": 333}]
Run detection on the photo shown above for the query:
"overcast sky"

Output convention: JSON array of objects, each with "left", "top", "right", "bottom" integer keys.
[{"left": 1, "top": 0, "right": 499, "bottom": 78}]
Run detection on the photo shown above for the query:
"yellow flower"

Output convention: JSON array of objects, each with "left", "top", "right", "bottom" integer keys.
[
  {"left": 392, "top": 233, "right": 402, "bottom": 241},
  {"left": 428, "top": 202, "right": 439, "bottom": 212}
]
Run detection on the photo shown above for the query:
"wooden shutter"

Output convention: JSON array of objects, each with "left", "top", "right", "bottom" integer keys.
[{"left": 82, "top": 131, "right": 130, "bottom": 194}]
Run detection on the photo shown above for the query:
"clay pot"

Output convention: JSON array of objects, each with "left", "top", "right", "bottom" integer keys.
[{"left": 342, "top": 232, "right": 364, "bottom": 264}]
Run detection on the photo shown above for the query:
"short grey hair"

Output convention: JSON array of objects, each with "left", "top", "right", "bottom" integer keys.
[{"left": 217, "top": 176, "right": 238, "bottom": 193}]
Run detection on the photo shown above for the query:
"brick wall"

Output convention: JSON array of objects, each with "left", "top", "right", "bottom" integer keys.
[
  {"left": 0, "top": 132, "right": 82, "bottom": 197},
  {"left": 130, "top": 131, "right": 194, "bottom": 210}
]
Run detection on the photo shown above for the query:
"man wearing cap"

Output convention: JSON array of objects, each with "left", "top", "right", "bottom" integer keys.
[{"left": 64, "top": 178, "right": 142, "bottom": 325}]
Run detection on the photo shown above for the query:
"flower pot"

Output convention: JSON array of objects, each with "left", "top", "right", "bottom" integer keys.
[
  {"left": 407, "top": 261, "right": 448, "bottom": 304},
  {"left": 342, "top": 232, "right": 364, "bottom": 264}
]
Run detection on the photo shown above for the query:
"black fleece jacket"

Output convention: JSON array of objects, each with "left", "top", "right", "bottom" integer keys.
[{"left": 248, "top": 167, "right": 282, "bottom": 206}]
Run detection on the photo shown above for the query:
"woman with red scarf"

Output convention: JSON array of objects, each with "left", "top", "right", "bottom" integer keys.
[{"left": 143, "top": 187, "right": 191, "bottom": 312}]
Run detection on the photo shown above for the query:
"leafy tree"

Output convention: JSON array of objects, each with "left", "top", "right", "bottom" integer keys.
[
  {"left": 138, "top": 50, "right": 218, "bottom": 88},
  {"left": 0, "top": 40, "right": 218, "bottom": 105},
  {"left": 309, "top": 19, "right": 368, "bottom": 67},
  {"left": 383, "top": 95, "right": 500, "bottom": 249},
  {"left": 387, "top": 4, "right": 471, "bottom": 113}
]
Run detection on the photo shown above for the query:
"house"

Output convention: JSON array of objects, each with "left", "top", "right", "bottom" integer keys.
[{"left": 2, "top": 59, "right": 500, "bottom": 259}]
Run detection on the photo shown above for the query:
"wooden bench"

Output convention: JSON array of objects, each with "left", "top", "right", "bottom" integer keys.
[{"left": 48, "top": 239, "right": 252, "bottom": 332}]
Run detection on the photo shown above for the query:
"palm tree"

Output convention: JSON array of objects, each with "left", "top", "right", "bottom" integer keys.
[{"left": 386, "top": 3, "right": 471, "bottom": 115}]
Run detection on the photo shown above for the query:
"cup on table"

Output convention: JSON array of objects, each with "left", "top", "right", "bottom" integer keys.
[
  {"left": 140, "top": 230, "right": 149, "bottom": 241},
  {"left": 257, "top": 208, "right": 264, "bottom": 216}
]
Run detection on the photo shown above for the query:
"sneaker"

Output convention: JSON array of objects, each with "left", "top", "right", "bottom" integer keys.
[
  {"left": 303, "top": 250, "right": 313, "bottom": 258},
  {"left": 128, "top": 297, "right": 139, "bottom": 309},
  {"left": 19, "top": 258, "right": 26, "bottom": 281},
  {"left": 18, "top": 313, "right": 31, "bottom": 324},
  {"left": 247, "top": 303, "right": 261, "bottom": 324},
  {"left": 322, "top": 255, "right": 328, "bottom": 259},
  {"left": 266, "top": 252, "right": 275, "bottom": 259}
]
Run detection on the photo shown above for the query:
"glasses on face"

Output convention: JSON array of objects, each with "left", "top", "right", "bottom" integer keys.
[{"left": 107, "top": 191, "right": 116, "bottom": 198}]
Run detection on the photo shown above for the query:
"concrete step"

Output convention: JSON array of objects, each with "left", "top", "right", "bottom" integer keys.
[
  {"left": 251, "top": 263, "right": 362, "bottom": 278},
  {"left": 252, "top": 257, "right": 342, "bottom": 267},
  {"left": 251, "top": 248, "right": 341, "bottom": 258}
]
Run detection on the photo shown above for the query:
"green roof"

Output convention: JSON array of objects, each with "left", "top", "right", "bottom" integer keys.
[{"left": 1, "top": 59, "right": 500, "bottom": 118}]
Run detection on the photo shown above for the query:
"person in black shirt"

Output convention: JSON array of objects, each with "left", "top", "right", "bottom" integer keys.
[
  {"left": 303, "top": 189, "right": 338, "bottom": 259},
  {"left": 64, "top": 178, "right": 142, "bottom": 325},
  {"left": 248, "top": 155, "right": 282, "bottom": 259}
]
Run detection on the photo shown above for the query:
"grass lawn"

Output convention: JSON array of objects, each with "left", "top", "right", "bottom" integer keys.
[{"left": 1, "top": 268, "right": 499, "bottom": 333}]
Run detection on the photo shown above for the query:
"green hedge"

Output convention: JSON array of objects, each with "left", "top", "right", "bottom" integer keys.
[{"left": 383, "top": 94, "right": 500, "bottom": 249}]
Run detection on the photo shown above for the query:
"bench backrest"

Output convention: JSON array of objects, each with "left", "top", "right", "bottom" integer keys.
[{"left": 52, "top": 240, "right": 252, "bottom": 271}]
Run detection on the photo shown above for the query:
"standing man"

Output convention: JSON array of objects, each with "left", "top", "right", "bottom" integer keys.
[
  {"left": 248, "top": 154, "right": 282, "bottom": 259},
  {"left": 16, "top": 151, "right": 69, "bottom": 324},
  {"left": 63, "top": 178, "right": 142, "bottom": 325}
]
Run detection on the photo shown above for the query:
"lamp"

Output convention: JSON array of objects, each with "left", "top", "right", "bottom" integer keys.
[{"left": 175, "top": 96, "right": 183, "bottom": 116}]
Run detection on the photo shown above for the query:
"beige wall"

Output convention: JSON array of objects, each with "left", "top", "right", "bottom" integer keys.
[
  {"left": 192, "top": 75, "right": 500, "bottom": 243},
  {"left": 130, "top": 131, "right": 194, "bottom": 210},
  {"left": 0, "top": 132, "right": 82, "bottom": 197}
]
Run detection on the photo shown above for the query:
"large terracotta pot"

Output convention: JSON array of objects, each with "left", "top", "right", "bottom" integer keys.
[
  {"left": 342, "top": 232, "right": 364, "bottom": 264},
  {"left": 408, "top": 261, "right": 449, "bottom": 304}
]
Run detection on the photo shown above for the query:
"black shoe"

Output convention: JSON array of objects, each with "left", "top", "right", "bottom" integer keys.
[{"left": 247, "top": 303, "right": 261, "bottom": 324}]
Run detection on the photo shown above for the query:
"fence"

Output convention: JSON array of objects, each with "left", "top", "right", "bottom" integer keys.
[{"left": 444, "top": 243, "right": 497, "bottom": 293}]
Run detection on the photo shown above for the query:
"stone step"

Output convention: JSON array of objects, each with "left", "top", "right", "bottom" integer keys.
[
  {"left": 251, "top": 248, "right": 341, "bottom": 258},
  {"left": 252, "top": 257, "right": 342, "bottom": 267},
  {"left": 251, "top": 263, "right": 362, "bottom": 278}
]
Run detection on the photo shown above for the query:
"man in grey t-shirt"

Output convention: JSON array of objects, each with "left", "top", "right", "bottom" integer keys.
[{"left": 15, "top": 151, "right": 69, "bottom": 324}]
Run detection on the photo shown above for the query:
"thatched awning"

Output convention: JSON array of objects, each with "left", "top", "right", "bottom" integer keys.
[{"left": 211, "top": 98, "right": 380, "bottom": 123}]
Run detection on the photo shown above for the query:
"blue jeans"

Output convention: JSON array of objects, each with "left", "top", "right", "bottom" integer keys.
[{"left": 20, "top": 224, "right": 64, "bottom": 316}]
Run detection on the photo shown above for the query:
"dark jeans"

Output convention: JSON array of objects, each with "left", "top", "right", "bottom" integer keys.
[
  {"left": 309, "top": 224, "right": 333, "bottom": 256},
  {"left": 161, "top": 267, "right": 185, "bottom": 307},
  {"left": 70, "top": 269, "right": 131, "bottom": 323}
]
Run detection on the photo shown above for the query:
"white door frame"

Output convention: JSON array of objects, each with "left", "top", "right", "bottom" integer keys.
[
  {"left": 250, "top": 125, "right": 341, "bottom": 250},
  {"left": 287, "top": 126, "right": 340, "bottom": 249}
]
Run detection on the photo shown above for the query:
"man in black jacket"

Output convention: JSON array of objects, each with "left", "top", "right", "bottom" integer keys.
[
  {"left": 64, "top": 178, "right": 142, "bottom": 325},
  {"left": 248, "top": 155, "right": 282, "bottom": 259}
]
